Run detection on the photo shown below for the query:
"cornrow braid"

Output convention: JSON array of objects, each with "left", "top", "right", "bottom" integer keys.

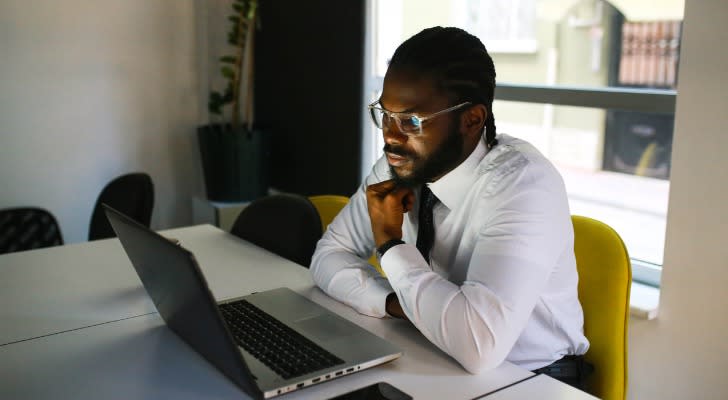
[{"left": 389, "top": 27, "right": 498, "bottom": 148}]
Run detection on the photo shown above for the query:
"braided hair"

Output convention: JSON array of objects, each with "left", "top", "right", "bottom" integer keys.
[{"left": 389, "top": 27, "right": 498, "bottom": 148}]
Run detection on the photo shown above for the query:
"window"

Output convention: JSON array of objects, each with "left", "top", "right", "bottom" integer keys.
[
  {"left": 451, "top": 0, "right": 538, "bottom": 53},
  {"left": 362, "top": 0, "right": 684, "bottom": 287}
]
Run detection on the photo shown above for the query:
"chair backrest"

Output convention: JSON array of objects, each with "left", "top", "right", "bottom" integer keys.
[
  {"left": 230, "top": 193, "right": 322, "bottom": 267},
  {"left": 308, "top": 194, "right": 385, "bottom": 275},
  {"left": 572, "top": 215, "right": 631, "bottom": 400},
  {"left": 0, "top": 207, "right": 64, "bottom": 254},
  {"left": 308, "top": 195, "right": 349, "bottom": 233},
  {"left": 89, "top": 173, "right": 154, "bottom": 241}
]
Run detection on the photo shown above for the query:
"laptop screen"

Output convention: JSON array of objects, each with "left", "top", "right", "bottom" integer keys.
[{"left": 104, "top": 204, "right": 261, "bottom": 398}]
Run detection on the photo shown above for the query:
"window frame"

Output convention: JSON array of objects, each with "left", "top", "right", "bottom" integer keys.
[{"left": 495, "top": 83, "right": 676, "bottom": 114}]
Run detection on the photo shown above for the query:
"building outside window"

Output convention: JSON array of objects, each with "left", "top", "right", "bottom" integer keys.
[{"left": 362, "top": 0, "right": 685, "bottom": 286}]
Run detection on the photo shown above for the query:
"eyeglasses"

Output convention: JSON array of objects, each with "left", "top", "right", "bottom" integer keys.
[{"left": 367, "top": 101, "right": 472, "bottom": 136}]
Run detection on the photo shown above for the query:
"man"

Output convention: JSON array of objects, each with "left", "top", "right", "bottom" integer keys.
[{"left": 310, "top": 27, "right": 589, "bottom": 383}]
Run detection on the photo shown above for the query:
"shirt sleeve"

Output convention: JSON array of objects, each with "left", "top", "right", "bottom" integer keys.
[
  {"left": 380, "top": 161, "right": 573, "bottom": 374},
  {"left": 309, "top": 160, "right": 394, "bottom": 318}
]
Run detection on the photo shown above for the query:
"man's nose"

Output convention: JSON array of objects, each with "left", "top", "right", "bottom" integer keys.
[{"left": 383, "top": 123, "right": 407, "bottom": 145}]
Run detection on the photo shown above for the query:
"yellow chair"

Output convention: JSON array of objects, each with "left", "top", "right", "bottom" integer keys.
[
  {"left": 572, "top": 215, "right": 631, "bottom": 400},
  {"left": 308, "top": 195, "right": 383, "bottom": 275},
  {"left": 308, "top": 195, "right": 350, "bottom": 232}
]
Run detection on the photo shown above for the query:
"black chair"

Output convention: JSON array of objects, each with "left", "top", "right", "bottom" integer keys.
[
  {"left": 230, "top": 193, "right": 323, "bottom": 267},
  {"left": 0, "top": 207, "right": 64, "bottom": 254},
  {"left": 89, "top": 173, "right": 154, "bottom": 241}
]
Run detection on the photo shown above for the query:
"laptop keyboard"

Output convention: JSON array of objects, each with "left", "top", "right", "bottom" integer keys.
[{"left": 219, "top": 300, "right": 345, "bottom": 379}]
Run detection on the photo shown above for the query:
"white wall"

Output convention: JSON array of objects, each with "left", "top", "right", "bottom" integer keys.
[
  {"left": 0, "top": 0, "right": 206, "bottom": 243},
  {"left": 3, "top": 0, "right": 728, "bottom": 396},
  {"left": 628, "top": 1, "right": 728, "bottom": 399}
]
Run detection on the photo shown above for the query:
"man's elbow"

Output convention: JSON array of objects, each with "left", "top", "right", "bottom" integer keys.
[
  {"left": 308, "top": 257, "right": 323, "bottom": 286},
  {"left": 456, "top": 348, "right": 509, "bottom": 375}
]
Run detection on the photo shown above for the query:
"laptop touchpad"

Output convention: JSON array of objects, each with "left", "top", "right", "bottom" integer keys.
[{"left": 294, "top": 314, "right": 357, "bottom": 342}]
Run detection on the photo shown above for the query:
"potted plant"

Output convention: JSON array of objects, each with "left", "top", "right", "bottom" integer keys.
[{"left": 198, "top": 0, "right": 268, "bottom": 202}]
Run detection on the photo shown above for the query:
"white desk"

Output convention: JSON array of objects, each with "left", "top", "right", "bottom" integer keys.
[
  {"left": 0, "top": 225, "right": 311, "bottom": 345},
  {"left": 0, "top": 236, "right": 155, "bottom": 345},
  {"left": 478, "top": 374, "right": 598, "bottom": 399},
  {"left": 0, "top": 224, "right": 591, "bottom": 399},
  {"left": 0, "top": 312, "right": 534, "bottom": 399}
]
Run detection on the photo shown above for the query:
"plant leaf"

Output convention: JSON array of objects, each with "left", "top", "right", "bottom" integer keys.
[
  {"left": 227, "top": 32, "right": 238, "bottom": 46},
  {"left": 230, "top": 26, "right": 239, "bottom": 38},
  {"left": 208, "top": 91, "right": 224, "bottom": 114},
  {"left": 220, "top": 56, "right": 237, "bottom": 64},
  {"left": 221, "top": 66, "right": 235, "bottom": 79},
  {"left": 223, "top": 83, "right": 234, "bottom": 102}
]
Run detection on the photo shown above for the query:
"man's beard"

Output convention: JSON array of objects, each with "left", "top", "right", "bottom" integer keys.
[{"left": 386, "top": 125, "right": 464, "bottom": 188}]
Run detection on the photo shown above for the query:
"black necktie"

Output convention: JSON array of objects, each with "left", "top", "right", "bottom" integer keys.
[{"left": 416, "top": 185, "right": 438, "bottom": 264}]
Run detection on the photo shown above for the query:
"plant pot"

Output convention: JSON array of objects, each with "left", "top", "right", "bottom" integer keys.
[{"left": 197, "top": 124, "right": 269, "bottom": 202}]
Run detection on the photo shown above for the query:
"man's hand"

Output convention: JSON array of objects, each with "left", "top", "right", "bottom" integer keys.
[
  {"left": 385, "top": 293, "right": 410, "bottom": 321},
  {"left": 366, "top": 180, "right": 415, "bottom": 247}
]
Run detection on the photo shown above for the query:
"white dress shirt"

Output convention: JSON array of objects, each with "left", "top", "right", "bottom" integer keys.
[{"left": 310, "top": 134, "right": 589, "bottom": 372}]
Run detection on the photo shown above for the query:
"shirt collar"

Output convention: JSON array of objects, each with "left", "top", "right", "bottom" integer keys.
[{"left": 427, "top": 135, "right": 489, "bottom": 211}]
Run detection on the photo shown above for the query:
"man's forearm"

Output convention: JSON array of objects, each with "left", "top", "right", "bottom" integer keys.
[{"left": 311, "top": 244, "right": 393, "bottom": 318}]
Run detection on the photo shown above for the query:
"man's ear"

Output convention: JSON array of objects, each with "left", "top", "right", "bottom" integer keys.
[{"left": 460, "top": 104, "right": 487, "bottom": 137}]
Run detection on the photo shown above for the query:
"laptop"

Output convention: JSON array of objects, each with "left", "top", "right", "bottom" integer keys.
[{"left": 104, "top": 204, "right": 402, "bottom": 399}]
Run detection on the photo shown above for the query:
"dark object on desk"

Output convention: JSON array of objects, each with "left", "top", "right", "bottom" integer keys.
[
  {"left": 328, "top": 382, "right": 412, "bottom": 400},
  {"left": 104, "top": 204, "right": 402, "bottom": 399},
  {"left": 532, "top": 354, "right": 594, "bottom": 391},
  {"left": 88, "top": 172, "right": 154, "bottom": 241},
  {"left": 0, "top": 207, "right": 64, "bottom": 254},
  {"left": 230, "top": 193, "right": 322, "bottom": 267}
]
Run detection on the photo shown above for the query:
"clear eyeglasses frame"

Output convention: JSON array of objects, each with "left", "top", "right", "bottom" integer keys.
[{"left": 367, "top": 101, "right": 472, "bottom": 136}]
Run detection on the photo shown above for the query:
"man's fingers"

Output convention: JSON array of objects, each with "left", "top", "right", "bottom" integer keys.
[
  {"left": 367, "top": 180, "right": 416, "bottom": 212},
  {"left": 377, "top": 186, "right": 414, "bottom": 211},
  {"left": 366, "top": 179, "right": 397, "bottom": 197},
  {"left": 366, "top": 180, "right": 414, "bottom": 246},
  {"left": 387, "top": 186, "right": 414, "bottom": 212},
  {"left": 402, "top": 190, "right": 416, "bottom": 213}
]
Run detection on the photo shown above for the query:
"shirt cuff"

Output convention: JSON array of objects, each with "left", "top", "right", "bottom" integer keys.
[{"left": 379, "top": 243, "right": 431, "bottom": 286}]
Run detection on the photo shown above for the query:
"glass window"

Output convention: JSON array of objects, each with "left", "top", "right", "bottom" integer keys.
[
  {"left": 363, "top": 0, "right": 684, "bottom": 284},
  {"left": 451, "top": 0, "right": 538, "bottom": 53}
]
